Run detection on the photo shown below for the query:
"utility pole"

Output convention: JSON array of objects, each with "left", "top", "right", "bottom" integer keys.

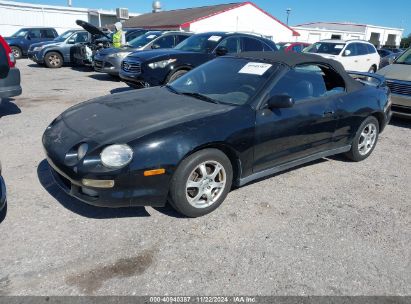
[{"left": 286, "top": 8, "right": 291, "bottom": 26}]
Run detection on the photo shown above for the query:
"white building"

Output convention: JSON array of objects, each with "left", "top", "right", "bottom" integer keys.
[
  {"left": 123, "top": 2, "right": 300, "bottom": 42},
  {"left": 293, "top": 22, "right": 404, "bottom": 47},
  {"left": 0, "top": 0, "right": 140, "bottom": 36}
]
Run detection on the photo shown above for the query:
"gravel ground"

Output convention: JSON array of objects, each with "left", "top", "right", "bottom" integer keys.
[{"left": 0, "top": 59, "right": 410, "bottom": 296}]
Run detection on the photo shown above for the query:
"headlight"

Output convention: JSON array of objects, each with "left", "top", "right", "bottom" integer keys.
[
  {"left": 100, "top": 144, "right": 133, "bottom": 169},
  {"left": 33, "top": 46, "right": 45, "bottom": 52},
  {"left": 148, "top": 59, "right": 176, "bottom": 69},
  {"left": 109, "top": 52, "right": 131, "bottom": 59}
]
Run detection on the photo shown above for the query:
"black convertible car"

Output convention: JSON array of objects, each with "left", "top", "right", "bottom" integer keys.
[{"left": 43, "top": 52, "right": 392, "bottom": 217}]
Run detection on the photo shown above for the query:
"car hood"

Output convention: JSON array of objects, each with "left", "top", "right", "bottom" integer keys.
[
  {"left": 97, "top": 47, "right": 134, "bottom": 56},
  {"left": 46, "top": 87, "right": 234, "bottom": 151},
  {"left": 30, "top": 40, "right": 61, "bottom": 49},
  {"left": 76, "top": 20, "right": 109, "bottom": 39},
  {"left": 127, "top": 49, "right": 203, "bottom": 61},
  {"left": 377, "top": 64, "right": 411, "bottom": 81}
]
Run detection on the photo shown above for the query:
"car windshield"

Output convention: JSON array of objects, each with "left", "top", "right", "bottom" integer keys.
[
  {"left": 305, "top": 42, "right": 346, "bottom": 55},
  {"left": 128, "top": 32, "right": 162, "bottom": 48},
  {"left": 11, "top": 29, "right": 29, "bottom": 37},
  {"left": 174, "top": 33, "right": 223, "bottom": 53},
  {"left": 394, "top": 48, "right": 411, "bottom": 64},
  {"left": 168, "top": 57, "right": 278, "bottom": 106},
  {"left": 54, "top": 30, "right": 76, "bottom": 42}
]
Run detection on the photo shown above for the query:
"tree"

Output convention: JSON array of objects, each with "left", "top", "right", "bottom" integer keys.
[{"left": 400, "top": 33, "right": 411, "bottom": 48}]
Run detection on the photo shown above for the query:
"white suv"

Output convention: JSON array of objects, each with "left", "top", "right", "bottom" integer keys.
[{"left": 305, "top": 40, "right": 380, "bottom": 73}]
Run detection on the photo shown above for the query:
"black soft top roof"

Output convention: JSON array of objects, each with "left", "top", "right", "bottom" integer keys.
[{"left": 234, "top": 51, "right": 363, "bottom": 92}]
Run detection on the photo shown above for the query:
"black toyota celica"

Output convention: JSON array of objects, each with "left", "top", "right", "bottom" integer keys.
[{"left": 43, "top": 52, "right": 392, "bottom": 217}]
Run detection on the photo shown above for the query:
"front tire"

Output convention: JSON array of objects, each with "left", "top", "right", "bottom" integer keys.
[
  {"left": 45, "top": 52, "right": 63, "bottom": 68},
  {"left": 345, "top": 116, "right": 379, "bottom": 162},
  {"left": 169, "top": 149, "right": 233, "bottom": 217},
  {"left": 167, "top": 69, "right": 188, "bottom": 83},
  {"left": 10, "top": 46, "right": 22, "bottom": 59}
]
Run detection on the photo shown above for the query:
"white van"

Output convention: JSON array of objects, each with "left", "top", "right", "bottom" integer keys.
[{"left": 305, "top": 39, "right": 380, "bottom": 73}]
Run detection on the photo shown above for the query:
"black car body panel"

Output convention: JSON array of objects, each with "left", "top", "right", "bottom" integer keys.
[
  {"left": 0, "top": 162, "right": 6, "bottom": 212},
  {"left": 0, "top": 68, "right": 22, "bottom": 98},
  {"left": 119, "top": 32, "right": 278, "bottom": 87},
  {"left": 43, "top": 52, "right": 391, "bottom": 208}
]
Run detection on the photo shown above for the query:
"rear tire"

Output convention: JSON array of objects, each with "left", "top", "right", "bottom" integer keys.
[
  {"left": 167, "top": 69, "right": 188, "bottom": 83},
  {"left": 345, "top": 116, "right": 379, "bottom": 162},
  {"left": 45, "top": 52, "right": 63, "bottom": 68},
  {"left": 169, "top": 149, "right": 233, "bottom": 217},
  {"left": 10, "top": 46, "right": 22, "bottom": 59}
]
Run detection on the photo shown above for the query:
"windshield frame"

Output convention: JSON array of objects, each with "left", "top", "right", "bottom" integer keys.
[
  {"left": 394, "top": 48, "right": 411, "bottom": 65},
  {"left": 11, "top": 29, "right": 29, "bottom": 38},
  {"left": 167, "top": 56, "right": 280, "bottom": 106}
]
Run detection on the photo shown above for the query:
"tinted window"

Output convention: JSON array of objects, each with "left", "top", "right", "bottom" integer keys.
[
  {"left": 74, "top": 32, "right": 88, "bottom": 43},
  {"left": 218, "top": 37, "right": 240, "bottom": 53},
  {"left": 242, "top": 37, "right": 266, "bottom": 52},
  {"left": 367, "top": 44, "right": 377, "bottom": 54},
  {"left": 128, "top": 32, "right": 162, "bottom": 48},
  {"left": 154, "top": 35, "right": 175, "bottom": 48},
  {"left": 28, "top": 29, "right": 41, "bottom": 39},
  {"left": 175, "top": 33, "right": 222, "bottom": 53},
  {"left": 175, "top": 35, "right": 190, "bottom": 44},
  {"left": 271, "top": 64, "right": 345, "bottom": 102},
  {"left": 41, "top": 29, "right": 55, "bottom": 38},
  {"left": 305, "top": 42, "right": 346, "bottom": 55},
  {"left": 344, "top": 43, "right": 357, "bottom": 56},
  {"left": 356, "top": 43, "right": 368, "bottom": 55}
]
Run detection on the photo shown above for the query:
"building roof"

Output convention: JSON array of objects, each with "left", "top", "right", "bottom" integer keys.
[
  {"left": 123, "top": 1, "right": 299, "bottom": 36},
  {"left": 294, "top": 22, "right": 367, "bottom": 33}
]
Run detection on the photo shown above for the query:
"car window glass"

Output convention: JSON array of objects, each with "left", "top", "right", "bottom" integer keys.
[
  {"left": 28, "top": 29, "right": 41, "bottom": 39},
  {"left": 218, "top": 37, "right": 240, "bottom": 53},
  {"left": 75, "top": 32, "right": 88, "bottom": 43},
  {"left": 356, "top": 43, "right": 368, "bottom": 55},
  {"left": 292, "top": 44, "right": 302, "bottom": 52},
  {"left": 271, "top": 64, "right": 346, "bottom": 102},
  {"left": 153, "top": 35, "right": 175, "bottom": 48},
  {"left": 176, "top": 35, "right": 190, "bottom": 44},
  {"left": 367, "top": 44, "right": 376, "bottom": 54},
  {"left": 242, "top": 37, "right": 265, "bottom": 52},
  {"left": 41, "top": 29, "right": 55, "bottom": 38},
  {"left": 344, "top": 43, "right": 357, "bottom": 56}
]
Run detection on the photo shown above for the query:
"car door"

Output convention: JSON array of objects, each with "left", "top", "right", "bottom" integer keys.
[
  {"left": 355, "top": 43, "right": 371, "bottom": 72},
  {"left": 66, "top": 32, "right": 88, "bottom": 62},
  {"left": 25, "top": 29, "right": 42, "bottom": 51},
  {"left": 253, "top": 64, "right": 339, "bottom": 172}
]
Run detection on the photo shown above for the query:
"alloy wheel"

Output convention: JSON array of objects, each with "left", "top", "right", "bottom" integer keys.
[
  {"left": 358, "top": 123, "right": 377, "bottom": 156},
  {"left": 185, "top": 161, "right": 227, "bottom": 209},
  {"left": 48, "top": 55, "right": 61, "bottom": 67}
]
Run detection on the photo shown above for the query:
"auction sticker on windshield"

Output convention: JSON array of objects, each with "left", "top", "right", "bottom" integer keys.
[
  {"left": 239, "top": 62, "right": 272, "bottom": 75},
  {"left": 208, "top": 36, "right": 222, "bottom": 42}
]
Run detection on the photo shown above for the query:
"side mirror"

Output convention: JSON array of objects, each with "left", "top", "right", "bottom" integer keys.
[
  {"left": 343, "top": 49, "right": 351, "bottom": 56},
  {"left": 67, "top": 38, "right": 76, "bottom": 44},
  {"left": 267, "top": 94, "right": 294, "bottom": 110},
  {"left": 151, "top": 44, "right": 160, "bottom": 49},
  {"left": 215, "top": 46, "right": 228, "bottom": 56}
]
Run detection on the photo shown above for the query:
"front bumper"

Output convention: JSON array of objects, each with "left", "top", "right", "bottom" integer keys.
[
  {"left": 46, "top": 157, "right": 168, "bottom": 208},
  {"left": 27, "top": 51, "right": 43, "bottom": 63},
  {"left": 0, "top": 68, "right": 22, "bottom": 99},
  {"left": 94, "top": 56, "right": 122, "bottom": 75},
  {"left": 0, "top": 175, "right": 6, "bottom": 212},
  {"left": 391, "top": 94, "right": 411, "bottom": 119}
]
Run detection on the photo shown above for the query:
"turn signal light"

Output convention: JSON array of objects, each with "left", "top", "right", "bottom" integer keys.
[{"left": 144, "top": 169, "right": 166, "bottom": 176}]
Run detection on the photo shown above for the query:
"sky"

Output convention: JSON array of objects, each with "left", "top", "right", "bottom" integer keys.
[{"left": 10, "top": 0, "right": 411, "bottom": 36}]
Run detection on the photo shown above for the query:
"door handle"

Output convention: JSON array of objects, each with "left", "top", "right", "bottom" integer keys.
[{"left": 323, "top": 110, "right": 335, "bottom": 117}]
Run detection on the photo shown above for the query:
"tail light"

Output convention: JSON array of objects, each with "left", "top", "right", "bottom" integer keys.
[{"left": 0, "top": 35, "right": 15, "bottom": 68}]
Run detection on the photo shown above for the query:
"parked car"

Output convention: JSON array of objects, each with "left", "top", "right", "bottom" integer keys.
[
  {"left": 277, "top": 42, "right": 310, "bottom": 53},
  {"left": 27, "top": 30, "right": 89, "bottom": 68},
  {"left": 379, "top": 51, "right": 403, "bottom": 69},
  {"left": 124, "top": 28, "right": 149, "bottom": 42},
  {"left": 0, "top": 35, "right": 22, "bottom": 100},
  {"left": 377, "top": 49, "right": 393, "bottom": 58},
  {"left": 377, "top": 48, "right": 411, "bottom": 118},
  {"left": 4, "top": 27, "right": 58, "bottom": 59},
  {"left": 72, "top": 20, "right": 113, "bottom": 66},
  {"left": 0, "top": 161, "right": 6, "bottom": 220},
  {"left": 43, "top": 52, "right": 391, "bottom": 217},
  {"left": 120, "top": 32, "right": 278, "bottom": 88},
  {"left": 94, "top": 31, "right": 192, "bottom": 76},
  {"left": 305, "top": 39, "right": 380, "bottom": 72}
]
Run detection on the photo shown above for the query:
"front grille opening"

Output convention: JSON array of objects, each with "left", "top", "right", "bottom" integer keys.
[
  {"left": 81, "top": 187, "right": 99, "bottom": 198},
  {"left": 387, "top": 81, "right": 411, "bottom": 96},
  {"left": 392, "top": 105, "right": 411, "bottom": 114},
  {"left": 122, "top": 61, "right": 142, "bottom": 73}
]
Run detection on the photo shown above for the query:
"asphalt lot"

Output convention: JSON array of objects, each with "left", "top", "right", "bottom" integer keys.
[{"left": 0, "top": 59, "right": 410, "bottom": 296}]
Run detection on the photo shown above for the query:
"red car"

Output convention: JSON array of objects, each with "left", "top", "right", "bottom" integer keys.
[{"left": 278, "top": 42, "right": 310, "bottom": 53}]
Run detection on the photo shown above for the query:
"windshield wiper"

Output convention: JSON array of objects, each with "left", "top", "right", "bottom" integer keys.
[
  {"left": 165, "top": 85, "right": 181, "bottom": 95},
  {"left": 180, "top": 92, "right": 220, "bottom": 104}
]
